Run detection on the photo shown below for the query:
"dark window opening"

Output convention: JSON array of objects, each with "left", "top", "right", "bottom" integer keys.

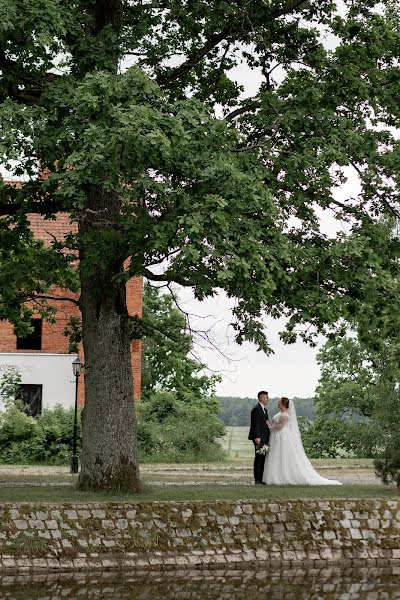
[
  {"left": 16, "top": 319, "right": 42, "bottom": 350},
  {"left": 15, "top": 384, "right": 43, "bottom": 417}
]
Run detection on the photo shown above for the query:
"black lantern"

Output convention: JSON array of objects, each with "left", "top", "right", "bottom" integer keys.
[{"left": 71, "top": 356, "right": 83, "bottom": 474}]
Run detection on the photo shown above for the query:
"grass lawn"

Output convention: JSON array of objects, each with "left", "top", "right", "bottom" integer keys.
[{"left": 0, "top": 483, "right": 396, "bottom": 504}]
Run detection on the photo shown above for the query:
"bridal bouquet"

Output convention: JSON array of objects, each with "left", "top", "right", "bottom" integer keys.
[{"left": 255, "top": 443, "right": 269, "bottom": 455}]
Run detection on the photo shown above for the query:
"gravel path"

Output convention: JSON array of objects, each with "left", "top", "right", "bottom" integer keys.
[{"left": 0, "top": 464, "right": 382, "bottom": 486}]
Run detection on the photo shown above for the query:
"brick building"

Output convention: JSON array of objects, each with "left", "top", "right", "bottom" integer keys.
[{"left": 0, "top": 205, "right": 142, "bottom": 415}]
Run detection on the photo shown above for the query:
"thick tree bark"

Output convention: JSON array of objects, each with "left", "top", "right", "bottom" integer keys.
[{"left": 77, "top": 187, "right": 141, "bottom": 492}]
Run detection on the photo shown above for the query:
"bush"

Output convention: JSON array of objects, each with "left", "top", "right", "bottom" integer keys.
[
  {"left": 299, "top": 417, "right": 375, "bottom": 459},
  {"left": 0, "top": 390, "right": 225, "bottom": 465},
  {"left": 375, "top": 449, "right": 400, "bottom": 489},
  {"left": 137, "top": 391, "right": 226, "bottom": 463},
  {"left": 374, "top": 423, "right": 400, "bottom": 488},
  {"left": 0, "top": 403, "right": 81, "bottom": 465}
]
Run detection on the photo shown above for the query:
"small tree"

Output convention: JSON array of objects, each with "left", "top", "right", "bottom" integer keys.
[
  {"left": 375, "top": 449, "right": 400, "bottom": 490},
  {"left": 139, "top": 283, "right": 220, "bottom": 404},
  {"left": 0, "top": 366, "right": 22, "bottom": 408},
  {"left": 137, "top": 284, "right": 224, "bottom": 461}
]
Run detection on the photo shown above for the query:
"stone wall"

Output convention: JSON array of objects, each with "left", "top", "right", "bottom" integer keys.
[{"left": 0, "top": 499, "right": 398, "bottom": 573}]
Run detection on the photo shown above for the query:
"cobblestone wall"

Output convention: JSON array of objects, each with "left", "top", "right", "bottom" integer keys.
[{"left": 0, "top": 499, "right": 398, "bottom": 573}]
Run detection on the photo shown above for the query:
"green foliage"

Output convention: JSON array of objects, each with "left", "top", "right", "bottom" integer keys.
[
  {"left": 137, "top": 284, "right": 224, "bottom": 462},
  {"left": 300, "top": 334, "right": 377, "bottom": 458},
  {"left": 0, "top": 403, "right": 81, "bottom": 465},
  {"left": 0, "top": 366, "right": 22, "bottom": 407},
  {"left": 300, "top": 416, "right": 375, "bottom": 459},
  {"left": 139, "top": 284, "right": 220, "bottom": 402},
  {"left": 375, "top": 448, "right": 400, "bottom": 489},
  {"left": 302, "top": 295, "right": 400, "bottom": 461},
  {"left": 137, "top": 391, "right": 225, "bottom": 463},
  {"left": 1, "top": 1, "right": 400, "bottom": 350}
]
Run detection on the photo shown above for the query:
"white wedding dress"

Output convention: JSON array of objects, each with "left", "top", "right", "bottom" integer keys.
[{"left": 262, "top": 401, "right": 342, "bottom": 486}]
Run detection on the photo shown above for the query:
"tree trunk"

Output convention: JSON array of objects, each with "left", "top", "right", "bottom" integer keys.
[{"left": 77, "top": 187, "right": 141, "bottom": 492}]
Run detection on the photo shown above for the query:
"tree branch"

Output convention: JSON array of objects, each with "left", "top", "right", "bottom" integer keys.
[
  {"left": 0, "top": 183, "right": 64, "bottom": 216},
  {"left": 34, "top": 294, "right": 80, "bottom": 306},
  {"left": 157, "top": 25, "right": 235, "bottom": 85},
  {"left": 225, "top": 101, "right": 259, "bottom": 122},
  {"left": 157, "top": 0, "right": 307, "bottom": 85},
  {"left": 143, "top": 267, "right": 193, "bottom": 287}
]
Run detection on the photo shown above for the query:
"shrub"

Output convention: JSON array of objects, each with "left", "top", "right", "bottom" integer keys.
[
  {"left": 375, "top": 449, "right": 400, "bottom": 489},
  {"left": 0, "top": 403, "right": 81, "bottom": 465},
  {"left": 137, "top": 391, "right": 226, "bottom": 463},
  {"left": 299, "top": 417, "right": 375, "bottom": 459},
  {"left": 0, "top": 389, "right": 224, "bottom": 465}
]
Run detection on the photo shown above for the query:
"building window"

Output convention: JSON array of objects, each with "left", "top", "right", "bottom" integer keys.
[
  {"left": 15, "top": 384, "right": 43, "bottom": 417},
  {"left": 16, "top": 319, "right": 42, "bottom": 350}
]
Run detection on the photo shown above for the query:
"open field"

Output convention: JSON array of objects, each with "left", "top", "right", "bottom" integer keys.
[{"left": 220, "top": 426, "right": 374, "bottom": 467}]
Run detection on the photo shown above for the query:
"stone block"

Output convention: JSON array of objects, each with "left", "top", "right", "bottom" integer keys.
[
  {"left": 32, "top": 558, "right": 47, "bottom": 568},
  {"left": 367, "top": 519, "right": 380, "bottom": 529},
  {"left": 101, "top": 520, "right": 114, "bottom": 529},
  {"left": 350, "top": 529, "right": 362, "bottom": 540},
  {"left": 51, "top": 530, "right": 62, "bottom": 539},
  {"left": 116, "top": 519, "right": 128, "bottom": 530},
  {"left": 28, "top": 520, "right": 45, "bottom": 530},
  {"left": 242, "top": 505, "right": 253, "bottom": 515},
  {"left": 35, "top": 511, "right": 49, "bottom": 521},
  {"left": 340, "top": 519, "right": 352, "bottom": 529},
  {"left": 38, "top": 530, "right": 51, "bottom": 540},
  {"left": 65, "top": 510, "right": 78, "bottom": 520}
]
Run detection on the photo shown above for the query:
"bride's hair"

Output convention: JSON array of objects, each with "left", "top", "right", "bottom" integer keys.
[{"left": 281, "top": 397, "right": 289, "bottom": 409}]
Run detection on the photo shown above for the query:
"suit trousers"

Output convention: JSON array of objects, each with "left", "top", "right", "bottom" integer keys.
[{"left": 253, "top": 442, "right": 266, "bottom": 483}]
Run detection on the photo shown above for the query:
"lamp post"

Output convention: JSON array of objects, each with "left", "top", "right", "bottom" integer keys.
[{"left": 71, "top": 356, "right": 83, "bottom": 474}]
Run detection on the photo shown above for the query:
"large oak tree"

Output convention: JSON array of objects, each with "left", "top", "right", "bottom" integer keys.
[{"left": 1, "top": 0, "right": 399, "bottom": 491}]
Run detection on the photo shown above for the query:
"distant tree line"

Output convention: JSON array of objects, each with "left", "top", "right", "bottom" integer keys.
[{"left": 216, "top": 396, "right": 316, "bottom": 426}]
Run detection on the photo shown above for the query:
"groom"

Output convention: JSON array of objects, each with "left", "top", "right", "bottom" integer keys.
[{"left": 248, "top": 390, "right": 270, "bottom": 485}]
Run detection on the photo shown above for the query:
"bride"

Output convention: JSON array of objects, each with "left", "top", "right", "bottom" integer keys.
[{"left": 262, "top": 397, "right": 342, "bottom": 486}]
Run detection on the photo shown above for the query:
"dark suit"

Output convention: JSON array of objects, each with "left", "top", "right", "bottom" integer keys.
[{"left": 248, "top": 403, "right": 270, "bottom": 483}]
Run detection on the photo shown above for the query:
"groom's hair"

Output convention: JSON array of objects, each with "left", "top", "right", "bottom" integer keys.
[{"left": 257, "top": 391, "right": 268, "bottom": 400}]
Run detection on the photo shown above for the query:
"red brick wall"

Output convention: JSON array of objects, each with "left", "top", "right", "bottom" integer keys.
[
  {"left": 127, "top": 276, "right": 143, "bottom": 402},
  {"left": 0, "top": 279, "right": 142, "bottom": 405},
  {"left": 1, "top": 187, "right": 143, "bottom": 405}
]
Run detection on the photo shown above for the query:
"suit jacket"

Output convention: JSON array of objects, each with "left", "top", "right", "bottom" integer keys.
[{"left": 248, "top": 403, "right": 270, "bottom": 444}]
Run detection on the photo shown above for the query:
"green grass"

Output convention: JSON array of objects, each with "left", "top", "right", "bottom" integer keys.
[{"left": 0, "top": 484, "right": 396, "bottom": 504}]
